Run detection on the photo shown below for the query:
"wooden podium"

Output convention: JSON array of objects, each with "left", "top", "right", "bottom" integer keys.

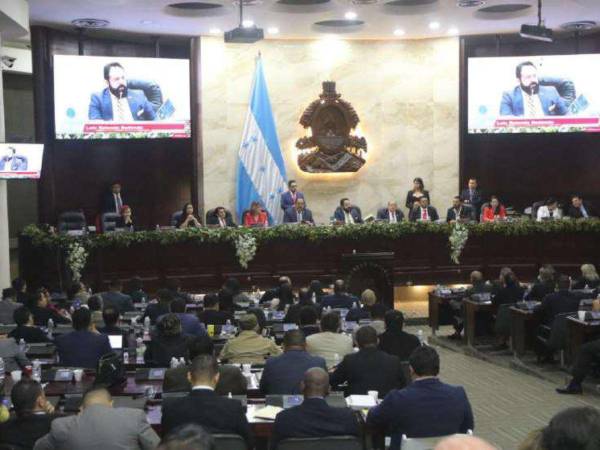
[{"left": 341, "top": 252, "right": 395, "bottom": 309}]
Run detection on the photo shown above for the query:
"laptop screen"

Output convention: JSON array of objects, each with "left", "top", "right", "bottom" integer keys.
[{"left": 108, "top": 334, "right": 123, "bottom": 349}]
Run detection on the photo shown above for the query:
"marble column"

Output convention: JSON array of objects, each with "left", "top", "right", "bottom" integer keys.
[{"left": 0, "top": 33, "right": 9, "bottom": 287}]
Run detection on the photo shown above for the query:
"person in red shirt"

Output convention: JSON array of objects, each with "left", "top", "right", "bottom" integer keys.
[
  {"left": 243, "top": 201, "right": 269, "bottom": 227},
  {"left": 481, "top": 195, "right": 507, "bottom": 222}
]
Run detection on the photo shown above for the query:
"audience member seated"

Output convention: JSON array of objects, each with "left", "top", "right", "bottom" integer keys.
[
  {"left": 166, "top": 278, "right": 193, "bottom": 303},
  {"left": 96, "top": 306, "right": 125, "bottom": 336},
  {"left": 283, "top": 198, "right": 315, "bottom": 225},
  {"left": 567, "top": 194, "right": 595, "bottom": 219},
  {"left": 12, "top": 277, "right": 28, "bottom": 304},
  {"left": 243, "top": 201, "right": 269, "bottom": 228},
  {"left": 446, "top": 196, "right": 475, "bottom": 223},
  {"left": 331, "top": 326, "right": 405, "bottom": 397},
  {"left": 87, "top": 295, "right": 104, "bottom": 329},
  {"left": 0, "top": 379, "right": 58, "bottom": 450},
  {"left": 9, "top": 307, "right": 52, "bottom": 343},
  {"left": 223, "top": 277, "right": 251, "bottom": 307},
  {"left": 525, "top": 266, "right": 556, "bottom": 301},
  {"left": 55, "top": 308, "right": 111, "bottom": 369},
  {"left": 197, "top": 293, "right": 232, "bottom": 326},
  {"left": 0, "top": 287, "right": 21, "bottom": 324},
  {"left": 540, "top": 406, "right": 600, "bottom": 450},
  {"left": 369, "top": 304, "right": 387, "bottom": 335},
  {"left": 405, "top": 177, "right": 430, "bottom": 212},
  {"left": 492, "top": 272, "right": 525, "bottom": 307},
  {"left": 536, "top": 275, "right": 580, "bottom": 326},
  {"left": 143, "top": 289, "right": 173, "bottom": 325},
  {"left": 556, "top": 337, "right": 600, "bottom": 395},
  {"left": 481, "top": 195, "right": 506, "bottom": 222},
  {"left": 272, "top": 284, "right": 296, "bottom": 312},
  {"left": 123, "top": 276, "right": 148, "bottom": 303},
  {"left": 450, "top": 271, "right": 491, "bottom": 339},
  {"left": 144, "top": 314, "right": 191, "bottom": 367},
  {"left": 116, "top": 204, "right": 135, "bottom": 230},
  {"left": 306, "top": 312, "right": 353, "bottom": 368},
  {"left": 321, "top": 279, "right": 358, "bottom": 310},
  {"left": 101, "top": 279, "right": 134, "bottom": 313},
  {"left": 161, "top": 355, "right": 252, "bottom": 446},
  {"left": 163, "top": 336, "right": 247, "bottom": 395},
  {"left": 217, "top": 288, "right": 235, "bottom": 313},
  {"left": 0, "top": 333, "right": 28, "bottom": 372},
  {"left": 377, "top": 201, "right": 404, "bottom": 223},
  {"left": 177, "top": 202, "right": 202, "bottom": 228},
  {"left": 346, "top": 289, "right": 377, "bottom": 322},
  {"left": 207, "top": 206, "right": 237, "bottom": 228},
  {"left": 261, "top": 276, "right": 293, "bottom": 305},
  {"left": 308, "top": 279, "right": 325, "bottom": 304},
  {"left": 28, "top": 288, "right": 71, "bottom": 327},
  {"left": 280, "top": 180, "right": 305, "bottom": 211},
  {"left": 219, "top": 314, "right": 281, "bottom": 364},
  {"left": 299, "top": 306, "right": 321, "bottom": 338},
  {"left": 459, "top": 178, "right": 483, "bottom": 220},
  {"left": 367, "top": 346, "right": 474, "bottom": 450},
  {"left": 435, "top": 435, "right": 496, "bottom": 450},
  {"left": 536, "top": 198, "right": 562, "bottom": 221},
  {"left": 33, "top": 387, "right": 160, "bottom": 450},
  {"left": 161, "top": 298, "right": 207, "bottom": 338},
  {"left": 409, "top": 196, "right": 439, "bottom": 222},
  {"left": 378, "top": 310, "right": 420, "bottom": 361},
  {"left": 333, "top": 198, "right": 363, "bottom": 224},
  {"left": 271, "top": 367, "right": 360, "bottom": 450},
  {"left": 158, "top": 424, "right": 214, "bottom": 450},
  {"left": 284, "top": 288, "right": 319, "bottom": 325},
  {"left": 260, "top": 330, "right": 327, "bottom": 395},
  {"left": 572, "top": 263, "right": 600, "bottom": 290},
  {"left": 67, "top": 281, "right": 91, "bottom": 306}
]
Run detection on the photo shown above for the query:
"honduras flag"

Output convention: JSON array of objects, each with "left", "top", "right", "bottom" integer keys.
[{"left": 236, "top": 55, "right": 287, "bottom": 225}]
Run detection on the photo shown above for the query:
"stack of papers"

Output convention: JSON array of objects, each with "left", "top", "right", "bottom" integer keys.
[
  {"left": 346, "top": 395, "right": 376, "bottom": 410},
  {"left": 253, "top": 405, "right": 284, "bottom": 420}
]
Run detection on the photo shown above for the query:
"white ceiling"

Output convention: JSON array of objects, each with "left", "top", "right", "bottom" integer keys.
[{"left": 27, "top": 0, "right": 600, "bottom": 40}]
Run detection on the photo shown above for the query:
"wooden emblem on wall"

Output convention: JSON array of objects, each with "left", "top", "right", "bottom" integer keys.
[{"left": 296, "top": 81, "right": 367, "bottom": 173}]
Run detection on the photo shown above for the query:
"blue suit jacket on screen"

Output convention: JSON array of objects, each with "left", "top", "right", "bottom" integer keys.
[
  {"left": 367, "top": 378, "right": 474, "bottom": 450},
  {"left": 280, "top": 191, "right": 305, "bottom": 211},
  {"left": 499, "top": 86, "right": 568, "bottom": 116},
  {"left": 88, "top": 88, "right": 156, "bottom": 121},
  {"left": 56, "top": 330, "right": 112, "bottom": 369}
]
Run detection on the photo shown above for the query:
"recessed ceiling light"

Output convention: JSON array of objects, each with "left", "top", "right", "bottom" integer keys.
[
  {"left": 393, "top": 28, "right": 405, "bottom": 36},
  {"left": 242, "top": 19, "right": 254, "bottom": 28},
  {"left": 140, "top": 20, "right": 154, "bottom": 25},
  {"left": 344, "top": 11, "right": 358, "bottom": 20},
  {"left": 267, "top": 26, "right": 280, "bottom": 34},
  {"left": 209, "top": 27, "right": 222, "bottom": 34},
  {"left": 448, "top": 27, "right": 459, "bottom": 35},
  {"left": 429, "top": 21, "right": 440, "bottom": 30}
]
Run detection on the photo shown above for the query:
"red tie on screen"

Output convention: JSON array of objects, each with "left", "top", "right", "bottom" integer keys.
[{"left": 422, "top": 208, "right": 428, "bottom": 220}]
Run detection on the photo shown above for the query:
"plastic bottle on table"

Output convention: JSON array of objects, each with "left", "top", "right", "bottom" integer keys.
[
  {"left": 32, "top": 360, "right": 42, "bottom": 382},
  {"left": 0, "top": 357, "right": 5, "bottom": 382}
]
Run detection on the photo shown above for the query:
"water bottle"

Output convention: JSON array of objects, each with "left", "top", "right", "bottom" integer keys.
[
  {"left": 123, "top": 351, "right": 129, "bottom": 364},
  {"left": 47, "top": 319, "right": 54, "bottom": 339},
  {"left": 179, "top": 357, "right": 186, "bottom": 367},
  {"left": 170, "top": 357, "right": 178, "bottom": 368},
  {"left": 352, "top": 302, "right": 357, "bottom": 309},
  {"left": 144, "top": 316, "right": 151, "bottom": 332},
  {"left": 32, "top": 360, "right": 42, "bottom": 382},
  {"left": 228, "top": 392, "right": 233, "bottom": 399},
  {"left": 18, "top": 339, "right": 27, "bottom": 355},
  {"left": 0, "top": 358, "right": 5, "bottom": 383},
  {"left": 417, "top": 329, "right": 425, "bottom": 346},
  {"left": 135, "top": 337, "right": 145, "bottom": 363},
  {"left": 225, "top": 319, "right": 232, "bottom": 335},
  {"left": 311, "top": 292, "right": 317, "bottom": 304}
]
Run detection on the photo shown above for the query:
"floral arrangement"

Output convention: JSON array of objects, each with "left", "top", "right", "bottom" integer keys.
[
  {"left": 448, "top": 222, "right": 469, "bottom": 265},
  {"left": 65, "top": 241, "right": 88, "bottom": 281},
  {"left": 234, "top": 233, "right": 257, "bottom": 268}
]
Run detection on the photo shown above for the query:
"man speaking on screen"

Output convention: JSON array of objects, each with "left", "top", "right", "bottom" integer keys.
[
  {"left": 499, "top": 61, "right": 568, "bottom": 117},
  {"left": 88, "top": 62, "right": 156, "bottom": 121}
]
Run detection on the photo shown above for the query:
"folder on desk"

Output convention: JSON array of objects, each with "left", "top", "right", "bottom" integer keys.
[{"left": 253, "top": 405, "right": 283, "bottom": 420}]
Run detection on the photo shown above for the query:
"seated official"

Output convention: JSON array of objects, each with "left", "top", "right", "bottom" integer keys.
[
  {"left": 96, "top": 306, "right": 126, "bottom": 338},
  {"left": 0, "top": 287, "right": 21, "bottom": 324},
  {"left": 525, "top": 265, "right": 556, "bottom": 301},
  {"left": 366, "top": 303, "right": 387, "bottom": 336},
  {"left": 536, "top": 275, "right": 581, "bottom": 326},
  {"left": 124, "top": 276, "right": 148, "bottom": 304},
  {"left": 115, "top": 204, "right": 135, "bottom": 230},
  {"left": 143, "top": 289, "right": 173, "bottom": 325},
  {"left": 331, "top": 326, "right": 405, "bottom": 397},
  {"left": 308, "top": 279, "right": 325, "bottom": 304},
  {"left": 261, "top": 276, "right": 292, "bottom": 305},
  {"left": 299, "top": 306, "right": 321, "bottom": 338},
  {"left": 377, "top": 201, "right": 404, "bottom": 223},
  {"left": 450, "top": 271, "right": 492, "bottom": 339},
  {"left": 572, "top": 263, "right": 600, "bottom": 290},
  {"left": 481, "top": 195, "right": 507, "bottom": 222},
  {"left": 144, "top": 314, "right": 191, "bottom": 367},
  {"left": 405, "top": 177, "right": 430, "bottom": 212},
  {"left": 273, "top": 284, "right": 296, "bottom": 312},
  {"left": 260, "top": 330, "right": 327, "bottom": 396},
  {"left": 536, "top": 198, "right": 562, "bottom": 221},
  {"left": 446, "top": 196, "right": 475, "bottom": 223},
  {"left": 88, "top": 295, "right": 104, "bottom": 329},
  {"left": 160, "top": 298, "right": 207, "bottom": 338},
  {"left": 321, "top": 279, "right": 358, "bottom": 310},
  {"left": 0, "top": 334, "right": 29, "bottom": 372},
  {"left": 219, "top": 314, "right": 281, "bottom": 364},
  {"left": 55, "top": 308, "right": 112, "bottom": 369},
  {"left": 28, "top": 289, "right": 70, "bottom": 327},
  {"left": 166, "top": 278, "right": 193, "bottom": 303},
  {"left": 345, "top": 289, "right": 377, "bottom": 323},
  {"left": 283, "top": 288, "right": 320, "bottom": 325},
  {"left": 567, "top": 194, "right": 595, "bottom": 219},
  {"left": 243, "top": 201, "right": 269, "bottom": 228},
  {"left": 271, "top": 367, "right": 360, "bottom": 450},
  {"left": 0, "top": 379, "right": 58, "bottom": 450},
  {"left": 459, "top": 178, "right": 483, "bottom": 219},
  {"left": 280, "top": 179, "right": 305, "bottom": 211},
  {"left": 492, "top": 271, "right": 524, "bottom": 307},
  {"left": 333, "top": 198, "right": 363, "bottom": 224},
  {"left": 163, "top": 336, "right": 247, "bottom": 395},
  {"left": 223, "top": 277, "right": 252, "bottom": 307},
  {"left": 409, "top": 197, "right": 439, "bottom": 222},
  {"left": 197, "top": 293, "right": 233, "bottom": 326},
  {"left": 9, "top": 307, "right": 52, "bottom": 344},
  {"left": 367, "top": 345, "right": 474, "bottom": 450},
  {"left": 34, "top": 387, "right": 159, "bottom": 450},
  {"left": 557, "top": 337, "right": 600, "bottom": 395},
  {"left": 378, "top": 310, "right": 420, "bottom": 361},
  {"left": 283, "top": 198, "right": 314, "bottom": 225},
  {"left": 177, "top": 203, "right": 202, "bottom": 229},
  {"left": 161, "top": 355, "right": 252, "bottom": 446},
  {"left": 206, "top": 206, "right": 237, "bottom": 228},
  {"left": 100, "top": 279, "right": 134, "bottom": 313},
  {"left": 306, "top": 312, "right": 353, "bottom": 368},
  {"left": 68, "top": 281, "right": 91, "bottom": 306},
  {"left": 540, "top": 407, "right": 600, "bottom": 450}
]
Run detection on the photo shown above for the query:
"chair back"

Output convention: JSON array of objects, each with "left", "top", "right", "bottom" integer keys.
[
  {"left": 101, "top": 212, "right": 121, "bottom": 233},
  {"left": 170, "top": 211, "right": 183, "bottom": 227},
  {"left": 276, "top": 436, "right": 362, "bottom": 450},
  {"left": 548, "top": 312, "right": 575, "bottom": 350},
  {"left": 212, "top": 434, "right": 247, "bottom": 450},
  {"left": 58, "top": 211, "right": 86, "bottom": 233},
  {"left": 401, "top": 432, "right": 473, "bottom": 450}
]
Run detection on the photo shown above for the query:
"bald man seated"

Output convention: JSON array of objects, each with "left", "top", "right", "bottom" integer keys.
[
  {"left": 435, "top": 435, "right": 496, "bottom": 450},
  {"left": 33, "top": 387, "right": 159, "bottom": 450},
  {"left": 270, "top": 367, "right": 360, "bottom": 450}
]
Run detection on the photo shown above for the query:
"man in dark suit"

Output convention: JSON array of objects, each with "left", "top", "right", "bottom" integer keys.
[
  {"left": 321, "top": 280, "right": 358, "bottom": 310},
  {"left": 96, "top": 305, "right": 125, "bottom": 336},
  {"left": 9, "top": 307, "right": 52, "bottom": 344},
  {"left": 101, "top": 279, "right": 134, "bottom": 313},
  {"left": 378, "top": 310, "right": 420, "bottom": 361},
  {"left": 409, "top": 197, "right": 439, "bottom": 222},
  {"left": 460, "top": 178, "right": 483, "bottom": 219},
  {"left": 55, "top": 308, "right": 112, "bottom": 369},
  {"left": 536, "top": 275, "right": 580, "bottom": 326},
  {"left": 101, "top": 181, "right": 125, "bottom": 214},
  {"left": 159, "top": 298, "right": 207, "bottom": 338},
  {"left": 446, "top": 196, "right": 475, "bottom": 223},
  {"left": 0, "top": 379, "right": 59, "bottom": 450},
  {"left": 283, "top": 198, "right": 315, "bottom": 225},
  {"left": 88, "top": 62, "right": 156, "bottom": 121},
  {"left": 499, "top": 61, "right": 567, "bottom": 117},
  {"left": 568, "top": 195, "right": 595, "bottom": 219},
  {"left": 271, "top": 367, "right": 360, "bottom": 449},
  {"left": 197, "top": 293, "right": 233, "bottom": 326},
  {"left": 280, "top": 180, "right": 306, "bottom": 211},
  {"left": 143, "top": 289, "right": 173, "bottom": 325},
  {"left": 206, "top": 206, "right": 237, "bottom": 228},
  {"left": 367, "top": 346, "right": 474, "bottom": 450},
  {"left": 376, "top": 201, "right": 404, "bottom": 223},
  {"left": 161, "top": 354, "right": 252, "bottom": 446},
  {"left": 28, "top": 289, "right": 71, "bottom": 327},
  {"left": 333, "top": 198, "right": 363, "bottom": 224},
  {"left": 260, "top": 330, "right": 326, "bottom": 395},
  {"left": 331, "top": 326, "right": 405, "bottom": 397}
]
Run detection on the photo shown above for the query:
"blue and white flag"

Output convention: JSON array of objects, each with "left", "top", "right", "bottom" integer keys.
[{"left": 236, "top": 56, "right": 287, "bottom": 225}]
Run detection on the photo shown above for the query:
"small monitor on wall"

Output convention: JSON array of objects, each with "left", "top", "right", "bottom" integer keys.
[
  {"left": 0, "top": 143, "right": 44, "bottom": 179},
  {"left": 53, "top": 55, "right": 191, "bottom": 140}
]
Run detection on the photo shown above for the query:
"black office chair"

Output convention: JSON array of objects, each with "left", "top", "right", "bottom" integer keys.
[
  {"left": 101, "top": 212, "right": 121, "bottom": 233},
  {"left": 212, "top": 434, "right": 247, "bottom": 450},
  {"left": 57, "top": 211, "right": 86, "bottom": 233},
  {"left": 128, "top": 79, "right": 163, "bottom": 112},
  {"left": 170, "top": 211, "right": 183, "bottom": 227},
  {"left": 276, "top": 436, "right": 362, "bottom": 450},
  {"left": 539, "top": 76, "right": 576, "bottom": 107}
]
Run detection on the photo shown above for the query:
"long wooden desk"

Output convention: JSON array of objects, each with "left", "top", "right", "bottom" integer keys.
[
  {"left": 510, "top": 306, "right": 540, "bottom": 357},
  {"left": 428, "top": 292, "right": 462, "bottom": 336},
  {"left": 566, "top": 316, "right": 600, "bottom": 364},
  {"left": 463, "top": 300, "right": 494, "bottom": 347}
]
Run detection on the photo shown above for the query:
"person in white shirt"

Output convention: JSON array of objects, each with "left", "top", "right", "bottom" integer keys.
[
  {"left": 306, "top": 312, "right": 353, "bottom": 368},
  {"left": 537, "top": 198, "right": 562, "bottom": 221}
]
